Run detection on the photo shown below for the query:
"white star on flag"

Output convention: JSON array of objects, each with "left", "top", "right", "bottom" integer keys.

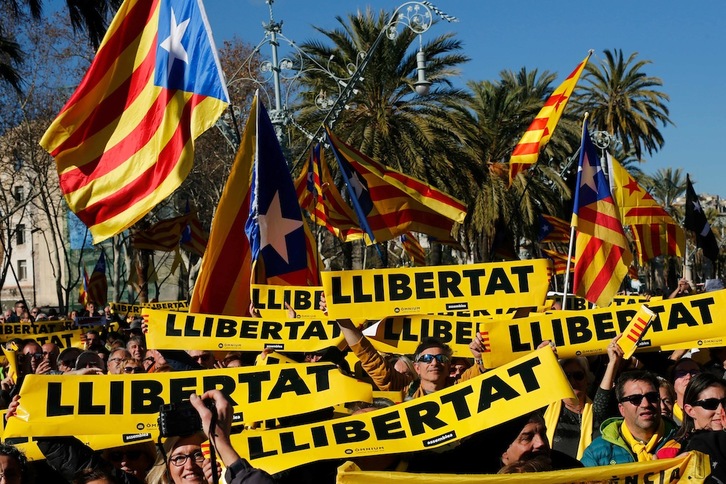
[
  {"left": 258, "top": 191, "right": 303, "bottom": 264},
  {"left": 349, "top": 171, "right": 367, "bottom": 200},
  {"left": 580, "top": 157, "right": 602, "bottom": 193},
  {"left": 160, "top": 8, "right": 190, "bottom": 77},
  {"left": 692, "top": 200, "right": 702, "bottom": 213}
]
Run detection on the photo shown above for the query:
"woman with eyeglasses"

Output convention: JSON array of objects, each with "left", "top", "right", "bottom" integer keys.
[
  {"left": 669, "top": 357, "right": 702, "bottom": 426},
  {"left": 656, "top": 373, "right": 726, "bottom": 479}
]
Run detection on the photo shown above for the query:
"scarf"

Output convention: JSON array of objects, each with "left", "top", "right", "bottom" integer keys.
[
  {"left": 544, "top": 397, "right": 594, "bottom": 460},
  {"left": 672, "top": 403, "right": 684, "bottom": 425},
  {"left": 620, "top": 419, "right": 665, "bottom": 461}
]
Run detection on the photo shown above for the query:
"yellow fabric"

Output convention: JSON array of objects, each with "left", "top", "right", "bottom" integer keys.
[
  {"left": 673, "top": 403, "right": 684, "bottom": 424},
  {"left": 620, "top": 420, "right": 665, "bottom": 461},
  {"left": 543, "top": 397, "right": 594, "bottom": 460}
]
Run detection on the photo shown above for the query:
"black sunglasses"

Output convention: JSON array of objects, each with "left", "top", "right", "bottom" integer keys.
[
  {"left": 565, "top": 371, "right": 585, "bottom": 382},
  {"left": 108, "top": 450, "right": 142, "bottom": 461},
  {"left": 691, "top": 397, "right": 726, "bottom": 411},
  {"left": 619, "top": 392, "right": 660, "bottom": 406},
  {"left": 416, "top": 354, "right": 450, "bottom": 365},
  {"left": 123, "top": 367, "right": 144, "bottom": 374},
  {"left": 674, "top": 369, "right": 700, "bottom": 379}
]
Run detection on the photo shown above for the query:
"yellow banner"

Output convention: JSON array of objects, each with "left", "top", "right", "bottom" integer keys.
[
  {"left": 322, "top": 260, "right": 550, "bottom": 319},
  {"left": 2, "top": 328, "right": 87, "bottom": 349},
  {"left": 336, "top": 451, "right": 710, "bottom": 483},
  {"left": 0, "top": 321, "right": 68, "bottom": 342},
  {"left": 4, "top": 364, "right": 372, "bottom": 438},
  {"left": 231, "top": 347, "right": 573, "bottom": 475},
  {"left": 110, "top": 300, "right": 189, "bottom": 316},
  {"left": 255, "top": 351, "right": 299, "bottom": 365},
  {"left": 144, "top": 309, "right": 347, "bottom": 352},
  {"left": 611, "top": 295, "right": 653, "bottom": 307},
  {"left": 482, "top": 289, "right": 726, "bottom": 368},
  {"left": 251, "top": 284, "right": 326, "bottom": 319},
  {"left": 361, "top": 316, "right": 491, "bottom": 357}
]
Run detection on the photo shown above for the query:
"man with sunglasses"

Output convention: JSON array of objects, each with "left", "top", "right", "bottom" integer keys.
[{"left": 581, "top": 370, "right": 677, "bottom": 466}]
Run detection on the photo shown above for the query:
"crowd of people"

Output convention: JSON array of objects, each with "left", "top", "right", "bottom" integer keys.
[{"left": 0, "top": 279, "right": 725, "bottom": 483}]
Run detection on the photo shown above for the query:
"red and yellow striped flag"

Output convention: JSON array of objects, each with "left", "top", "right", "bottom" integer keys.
[
  {"left": 132, "top": 213, "right": 189, "bottom": 252},
  {"left": 608, "top": 155, "right": 685, "bottom": 264},
  {"left": 541, "top": 248, "right": 574, "bottom": 275},
  {"left": 40, "top": 0, "right": 229, "bottom": 243},
  {"left": 326, "top": 128, "right": 467, "bottom": 244},
  {"left": 509, "top": 53, "right": 591, "bottom": 185},
  {"left": 401, "top": 232, "right": 426, "bottom": 266}
]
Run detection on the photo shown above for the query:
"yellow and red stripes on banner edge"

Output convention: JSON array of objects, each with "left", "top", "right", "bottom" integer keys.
[
  {"left": 508, "top": 52, "right": 591, "bottom": 185},
  {"left": 40, "top": 0, "right": 228, "bottom": 243}
]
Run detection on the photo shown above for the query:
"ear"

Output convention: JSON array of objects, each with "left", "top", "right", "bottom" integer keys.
[
  {"left": 684, "top": 404, "right": 697, "bottom": 419},
  {"left": 618, "top": 403, "right": 626, "bottom": 417}
]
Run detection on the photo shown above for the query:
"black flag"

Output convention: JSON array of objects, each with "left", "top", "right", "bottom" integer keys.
[{"left": 685, "top": 175, "right": 719, "bottom": 262}]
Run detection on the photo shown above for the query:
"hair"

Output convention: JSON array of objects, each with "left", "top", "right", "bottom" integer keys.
[
  {"left": 615, "top": 370, "right": 660, "bottom": 402},
  {"left": 57, "top": 347, "right": 83, "bottom": 369},
  {"left": 146, "top": 435, "right": 203, "bottom": 484},
  {"left": 0, "top": 443, "right": 30, "bottom": 483},
  {"left": 497, "top": 454, "right": 553, "bottom": 474},
  {"left": 349, "top": 397, "right": 396, "bottom": 414},
  {"left": 675, "top": 373, "right": 726, "bottom": 441},
  {"left": 413, "top": 338, "right": 452, "bottom": 361},
  {"left": 127, "top": 335, "right": 146, "bottom": 347},
  {"left": 72, "top": 468, "right": 118, "bottom": 484},
  {"left": 658, "top": 376, "right": 676, "bottom": 403}
]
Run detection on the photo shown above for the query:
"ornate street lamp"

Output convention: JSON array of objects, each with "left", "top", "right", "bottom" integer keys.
[{"left": 220, "top": 0, "right": 457, "bottom": 157}]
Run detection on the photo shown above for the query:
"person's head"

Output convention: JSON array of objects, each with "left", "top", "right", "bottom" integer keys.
[
  {"left": 560, "top": 357, "right": 592, "bottom": 402},
  {"left": 222, "top": 352, "right": 243, "bottom": 368},
  {"left": 120, "top": 358, "right": 144, "bottom": 375},
  {"left": 448, "top": 357, "right": 471, "bottom": 383},
  {"left": 498, "top": 454, "right": 553, "bottom": 474},
  {"left": 143, "top": 349, "right": 167, "bottom": 373},
  {"left": 72, "top": 468, "right": 118, "bottom": 484},
  {"left": 186, "top": 350, "right": 215, "bottom": 369},
  {"left": 2, "top": 309, "right": 11, "bottom": 320},
  {"left": 500, "top": 413, "right": 550, "bottom": 466},
  {"left": 75, "top": 351, "right": 106, "bottom": 372},
  {"left": 104, "top": 306, "right": 112, "bottom": 318},
  {"left": 41, "top": 343, "right": 60, "bottom": 371},
  {"left": 0, "top": 442, "right": 29, "bottom": 484},
  {"left": 107, "top": 349, "right": 132, "bottom": 375},
  {"left": 413, "top": 338, "right": 452, "bottom": 390},
  {"left": 147, "top": 434, "right": 207, "bottom": 484},
  {"left": 29, "top": 307, "right": 40, "bottom": 320},
  {"left": 21, "top": 341, "right": 43, "bottom": 373},
  {"left": 102, "top": 442, "right": 155, "bottom": 481},
  {"left": 126, "top": 336, "right": 146, "bottom": 361},
  {"left": 58, "top": 347, "right": 82, "bottom": 373},
  {"left": 682, "top": 373, "right": 726, "bottom": 435},
  {"left": 670, "top": 358, "right": 701, "bottom": 403},
  {"left": 658, "top": 376, "right": 676, "bottom": 418},
  {"left": 616, "top": 370, "right": 662, "bottom": 440},
  {"left": 86, "top": 301, "right": 97, "bottom": 315},
  {"left": 85, "top": 330, "right": 103, "bottom": 351},
  {"left": 13, "top": 301, "right": 26, "bottom": 316}
]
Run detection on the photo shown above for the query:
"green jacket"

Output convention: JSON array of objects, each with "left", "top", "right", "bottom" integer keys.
[{"left": 581, "top": 417, "right": 678, "bottom": 466}]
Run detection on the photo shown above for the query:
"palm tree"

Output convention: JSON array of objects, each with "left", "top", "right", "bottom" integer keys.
[
  {"left": 446, "top": 69, "right": 574, "bottom": 260},
  {"left": 643, "top": 167, "right": 687, "bottom": 221},
  {"left": 573, "top": 49, "right": 672, "bottom": 161},
  {"left": 293, "top": 8, "right": 471, "bottom": 196},
  {"left": 1, "top": 0, "right": 120, "bottom": 91}
]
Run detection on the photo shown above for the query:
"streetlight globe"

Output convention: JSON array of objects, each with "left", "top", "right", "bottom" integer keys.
[{"left": 414, "top": 80, "right": 432, "bottom": 95}]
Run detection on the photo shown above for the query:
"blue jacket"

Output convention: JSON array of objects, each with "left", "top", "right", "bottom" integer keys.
[{"left": 581, "top": 417, "right": 678, "bottom": 467}]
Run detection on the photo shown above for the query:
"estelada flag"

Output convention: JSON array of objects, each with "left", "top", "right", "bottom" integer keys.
[
  {"left": 40, "top": 0, "right": 229, "bottom": 244},
  {"left": 608, "top": 155, "right": 684, "bottom": 264},
  {"left": 295, "top": 144, "right": 365, "bottom": 242},
  {"left": 509, "top": 52, "right": 591, "bottom": 186},
  {"left": 191, "top": 95, "right": 318, "bottom": 317},
  {"left": 326, "top": 128, "right": 467, "bottom": 245},
  {"left": 88, "top": 252, "right": 108, "bottom": 306},
  {"left": 538, "top": 214, "right": 571, "bottom": 243},
  {"left": 571, "top": 121, "right": 633, "bottom": 307}
]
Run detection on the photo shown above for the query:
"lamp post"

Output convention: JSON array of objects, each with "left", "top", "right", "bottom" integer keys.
[{"left": 222, "top": 0, "right": 456, "bottom": 160}]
